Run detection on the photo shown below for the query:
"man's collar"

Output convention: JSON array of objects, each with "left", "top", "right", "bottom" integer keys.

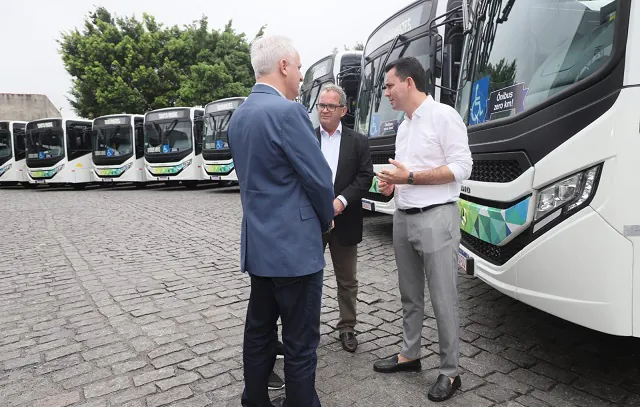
[
  {"left": 405, "top": 94, "right": 433, "bottom": 120},
  {"left": 253, "top": 82, "right": 286, "bottom": 98},
  {"left": 320, "top": 121, "right": 343, "bottom": 137}
]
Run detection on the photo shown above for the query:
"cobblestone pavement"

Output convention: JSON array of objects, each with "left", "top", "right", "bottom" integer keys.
[{"left": 1, "top": 184, "right": 640, "bottom": 407}]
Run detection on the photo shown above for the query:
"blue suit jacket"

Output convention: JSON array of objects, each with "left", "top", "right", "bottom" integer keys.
[{"left": 228, "top": 84, "right": 335, "bottom": 277}]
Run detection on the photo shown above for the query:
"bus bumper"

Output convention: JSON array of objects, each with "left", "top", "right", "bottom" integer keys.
[{"left": 458, "top": 206, "right": 633, "bottom": 337}]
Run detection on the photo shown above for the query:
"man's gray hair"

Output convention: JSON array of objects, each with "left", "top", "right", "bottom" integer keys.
[
  {"left": 320, "top": 84, "right": 347, "bottom": 106},
  {"left": 250, "top": 35, "right": 297, "bottom": 79}
]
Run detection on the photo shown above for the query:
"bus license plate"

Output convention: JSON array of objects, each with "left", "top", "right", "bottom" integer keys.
[
  {"left": 458, "top": 248, "right": 474, "bottom": 276},
  {"left": 157, "top": 176, "right": 169, "bottom": 181},
  {"left": 210, "top": 175, "right": 221, "bottom": 180},
  {"left": 34, "top": 180, "right": 46, "bottom": 184},
  {"left": 362, "top": 199, "right": 375, "bottom": 211}
]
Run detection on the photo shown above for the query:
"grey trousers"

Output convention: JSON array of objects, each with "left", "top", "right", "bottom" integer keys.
[
  {"left": 393, "top": 203, "right": 461, "bottom": 378},
  {"left": 323, "top": 233, "right": 358, "bottom": 334}
]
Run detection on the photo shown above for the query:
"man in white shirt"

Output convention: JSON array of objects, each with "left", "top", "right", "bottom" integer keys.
[
  {"left": 372, "top": 56, "right": 472, "bottom": 402},
  {"left": 314, "top": 84, "right": 374, "bottom": 352}
]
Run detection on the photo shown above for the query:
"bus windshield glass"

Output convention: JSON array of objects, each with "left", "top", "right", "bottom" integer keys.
[
  {"left": 93, "top": 125, "right": 132, "bottom": 157},
  {"left": 26, "top": 128, "right": 65, "bottom": 159},
  {"left": 356, "top": 36, "right": 430, "bottom": 138},
  {"left": 455, "top": 0, "right": 618, "bottom": 126},
  {"left": 0, "top": 129, "right": 11, "bottom": 158},
  {"left": 144, "top": 119, "right": 193, "bottom": 154},
  {"left": 203, "top": 111, "right": 233, "bottom": 151}
]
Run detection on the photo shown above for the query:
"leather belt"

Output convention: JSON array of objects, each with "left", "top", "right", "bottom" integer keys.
[{"left": 397, "top": 202, "right": 454, "bottom": 215}]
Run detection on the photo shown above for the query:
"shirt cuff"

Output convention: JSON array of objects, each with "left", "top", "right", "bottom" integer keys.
[
  {"left": 337, "top": 195, "right": 348, "bottom": 208},
  {"left": 447, "top": 163, "right": 469, "bottom": 182}
]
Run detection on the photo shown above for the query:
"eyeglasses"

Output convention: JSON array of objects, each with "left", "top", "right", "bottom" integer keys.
[{"left": 317, "top": 103, "right": 344, "bottom": 112}]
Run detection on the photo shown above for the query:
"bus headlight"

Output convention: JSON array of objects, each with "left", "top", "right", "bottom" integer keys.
[
  {"left": 534, "top": 164, "right": 601, "bottom": 221},
  {"left": 0, "top": 163, "right": 12, "bottom": 176}
]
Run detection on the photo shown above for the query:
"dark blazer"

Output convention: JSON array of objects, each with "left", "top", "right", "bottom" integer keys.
[
  {"left": 315, "top": 125, "right": 374, "bottom": 246},
  {"left": 228, "top": 84, "right": 335, "bottom": 277}
]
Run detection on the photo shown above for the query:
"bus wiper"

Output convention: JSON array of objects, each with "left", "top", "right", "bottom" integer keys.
[
  {"left": 218, "top": 111, "right": 233, "bottom": 132},
  {"left": 373, "top": 34, "right": 405, "bottom": 111},
  {"left": 307, "top": 78, "right": 324, "bottom": 113},
  {"left": 497, "top": 0, "right": 515, "bottom": 23}
]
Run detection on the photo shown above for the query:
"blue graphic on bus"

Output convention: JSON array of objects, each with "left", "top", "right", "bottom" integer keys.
[
  {"left": 369, "top": 115, "right": 381, "bottom": 137},
  {"left": 469, "top": 76, "right": 490, "bottom": 125},
  {"left": 161, "top": 144, "right": 171, "bottom": 153},
  {"left": 216, "top": 140, "right": 224, "bottom": 150}
]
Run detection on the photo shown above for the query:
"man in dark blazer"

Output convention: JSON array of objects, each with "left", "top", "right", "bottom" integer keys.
[
  {"left": 228, "top": 35, "right": 335, "bottom": 407},
  {"left": 315, "top": 84, "right": 374, "bottom": 353}
]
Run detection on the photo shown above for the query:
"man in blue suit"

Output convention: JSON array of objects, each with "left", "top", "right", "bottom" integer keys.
[{"left": 228, "top": 35, "right": 335, "bottom": 407}]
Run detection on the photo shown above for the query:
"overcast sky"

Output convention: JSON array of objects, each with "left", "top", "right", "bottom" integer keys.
[{"left": 1, "top": 0, "right": 413, "bottom": 119}]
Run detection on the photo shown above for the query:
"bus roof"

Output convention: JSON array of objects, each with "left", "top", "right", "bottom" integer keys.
[
  {"left": 363, "top": 0, "right": 434, "bottom": 56},
  {"left": 93, "top": 113, "right": 144, "bottom": 121}
]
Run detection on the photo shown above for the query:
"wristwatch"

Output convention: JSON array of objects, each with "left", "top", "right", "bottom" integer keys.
[{"left": 408, "top": 171, "right": 414, "bottom": 185}]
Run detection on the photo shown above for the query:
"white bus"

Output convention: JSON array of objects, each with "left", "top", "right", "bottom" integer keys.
[
  {"left": 143, "top": 107, "right": 205, "bottom": 188},
  {"left": 92, "top": 114, "right": 146, "bottom": 186},
  {"left": 25, "top": 118, "right": 93, "bottom": 189},
  {"left": 0, "top": 121, "right": 29, "bottom": 187},
  {"left": 454, "top": 0, "right": 640, "bottom": 336},
  {"left": 300, "top": 51, "right": 363, "bottom": 130},
  {"left": 355, "top": 0, "right": 466, "bottom": 214},
  {"left": 201, "top": 97, "right": 246, "bottom": 185}
]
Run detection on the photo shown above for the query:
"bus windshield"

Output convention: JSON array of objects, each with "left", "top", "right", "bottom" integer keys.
[
  {"left": 203, "top": 111, "right": 233, "bottom": 151},
  {"left": 93, "top": 126, "right": 132, "bottom": 157},
  {"left": 26, "top": 129, "right": 65, "bottom": 159},
  {"left": 455, "top": 0, "right": 618, "bottom": 126},
  {"left": 144, "top": 120, "right": 193, "bottom": 154},
  {"left": 0, "top": 130, "right": 11, "bottom": 158},
  {"left": 356, "top": 36, "right": 431, "bottom": 138}
]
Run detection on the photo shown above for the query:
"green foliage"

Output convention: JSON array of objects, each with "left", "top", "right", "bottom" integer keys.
[{"left": 59, "top": 7, "right": 261, "bottom": 118}]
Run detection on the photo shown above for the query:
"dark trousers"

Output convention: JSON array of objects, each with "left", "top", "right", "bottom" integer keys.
[
  {"left": 322, "top": 233, "right": 358, "bottom": 333},
  {"left": 241, "top": 270, "right": 323, "bottom": 407}
]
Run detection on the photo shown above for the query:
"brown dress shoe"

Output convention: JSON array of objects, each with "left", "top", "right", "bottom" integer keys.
[{"left": 340, "top": 332, "right": 358, "bottom": 352}]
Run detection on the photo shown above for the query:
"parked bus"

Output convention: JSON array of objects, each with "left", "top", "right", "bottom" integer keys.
[
  {"left": 143, "top": 107, "right": 205, "bottom": 188},
  {"left": 356, "top": 0, "right": 465, "bottom": 214},
  {"left": 201, "top": 97, "right": 245, "bottom": 185},
  {"left": 300, "top": 51, "right": 363, "bottom": 129},
  {"left": 92, "top": 114, "right": 146, "bottom": 186},
  {"left": 454, "top": 0, "right": 640, "bottom": 336},
  {"left": 25, "top": 118, "right": 93, "bottom": 189},
  {"left": 0, "top": 121, "right": 28, "bottom": 187}
]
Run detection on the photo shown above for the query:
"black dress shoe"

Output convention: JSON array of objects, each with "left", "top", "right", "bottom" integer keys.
[
  {"left": 373, "top": 355, "right": 421, "bottom": 373},
  {"left": 268, "top": 371, "right": 285, "bottom": 390},
  {"left": 270, "top": 396, "right": 286, "bottom": 407},
  {"left": 340, "top": 332, "right": 358, "bottom": 353},
  {"left": 428, "top": 374, "right": 461, "bottom": 402}
]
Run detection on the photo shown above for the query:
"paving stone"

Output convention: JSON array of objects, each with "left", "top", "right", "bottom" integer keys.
[{"left": 1, "top": 187, "right": 639, "bottom": 407}]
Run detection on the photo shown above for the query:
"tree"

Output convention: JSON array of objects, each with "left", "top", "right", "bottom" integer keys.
[
  {"left": 59, "top": 7, "right": 259, "bottom": 118},
  {"left": 344, "top": 42, "right": 364, "bottom": 51}
]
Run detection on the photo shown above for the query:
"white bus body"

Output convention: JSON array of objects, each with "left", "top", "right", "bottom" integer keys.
[
  {"left": 92, "top": 114, "right": 146, "bottom": 185},
  {"left": 25, "top": 118, "right": 93, "bottom": 188},
  {"left": 454, "top": 0, "right": 640, "bottom": 336},
  {"left": 201, "top": 97, "right": 246, "bottom": 184},
  {"left": 143, "top": 107, "right": 205, "bottom": 187},
  {"left": 0, "top": 121, "right": 28, "bottom": 186}
]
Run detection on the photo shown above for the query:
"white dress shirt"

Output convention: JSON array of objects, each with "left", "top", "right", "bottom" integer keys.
[
  {"left": 394, "top": 95, "right": 473, "bottom": 210},
  {"left": 320, "top": 122, "right": 348, "bottom": 208}
]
